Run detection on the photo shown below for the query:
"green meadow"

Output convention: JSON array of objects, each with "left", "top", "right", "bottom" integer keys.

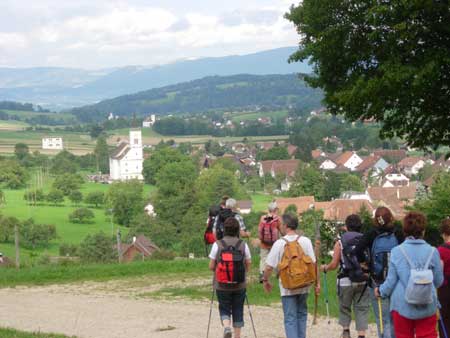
[{"left": 0, "top": 328, "right": 75, "bottom": 338}]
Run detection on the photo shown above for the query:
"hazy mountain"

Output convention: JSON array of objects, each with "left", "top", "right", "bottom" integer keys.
[
  {"left": 0, "top": 47, "right": 309, "bottom": 110},
  {"left": 70, "top": 73, "right": 323, "bottom": 122}
]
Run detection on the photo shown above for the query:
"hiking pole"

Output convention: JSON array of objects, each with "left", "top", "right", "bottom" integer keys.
[
  {"left": 245, "top": 294, "right": 258, "bottom": 338},
  {"left": 439, "top": 309, "right": 449, "bottom": 338},
  {"left": 323, "top": 269, "right": 331, "bottom": 325},
  {"left": 377, "top": 297, "right": 384, "bottom": 337},
  {"left": 206, "top": 286, "right": 215, "bottom": 338}
]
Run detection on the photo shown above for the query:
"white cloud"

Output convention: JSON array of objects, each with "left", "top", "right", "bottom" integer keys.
[{"left": 0, "top": 1, "right": 299, "bottom": 68}]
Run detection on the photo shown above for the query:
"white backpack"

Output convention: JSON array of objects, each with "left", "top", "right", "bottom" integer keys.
[{"left": 400, "top": 246, "right": 435, "bottom": 305}]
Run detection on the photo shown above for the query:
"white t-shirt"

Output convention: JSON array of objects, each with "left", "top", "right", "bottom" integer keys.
[
  {"left": 265, "top": 234, "right": 316, "bottom": 297},
  {"left": 209, "top": 241, "right": 252, "bottom": 261}
]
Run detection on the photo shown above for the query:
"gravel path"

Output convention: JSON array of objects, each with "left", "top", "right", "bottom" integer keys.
[{"left": 0, "top": 281, "right": 378, "bottom": 338}]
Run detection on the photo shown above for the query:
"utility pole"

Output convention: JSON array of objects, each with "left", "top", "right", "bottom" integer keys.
[
  {"left": 14, "top": 223, "right": 20, "bottom": 269},
  {"left": 116, "top": 229, "right": 122, "bottom": 263}
]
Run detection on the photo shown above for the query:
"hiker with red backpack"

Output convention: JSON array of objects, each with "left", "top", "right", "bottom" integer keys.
[
  {"left": 214, "top": 198, "right": 251, "bottom": 240},
  {"left": 209, "top": 217, "right": 252, "bottom": 338},
  {"left": 321, "top": 214, "right": 370, "bottom": 338},
  {"left": 205, "top": 205, "right": 221, "bottom": 246},
  {"left": 352, "top": 207, "right": 404, "bottom": 338},
  {"left": 258, "top": 202, "right": 280, "bottom": 281},
  {"left": 438, "top": 218, "right": 450, "bottom": 338},
  {"left": 262, "top": 213, "right": 319, "bottom": 338}
]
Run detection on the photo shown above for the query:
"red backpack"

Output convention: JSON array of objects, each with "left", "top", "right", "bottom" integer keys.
[
  {"left": 259, "top": 215, "right": 279, "bottom": 246},
  {"left": 204, "top": 216, "right": 216, "bottom": 245},
  {"left": 215, "top": 240, "right": 246, "bottom": 286}
]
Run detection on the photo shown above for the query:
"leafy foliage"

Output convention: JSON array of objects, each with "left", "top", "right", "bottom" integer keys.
[
  {"left": 68, "top": 190, "right": 83, "bottom": 205},
  {"left": 79, "top": 232, "right": 117, "bottom": 263},
  {"left": 0, "top": 159, "right": 28, "bottom": 189},
  {"left": 142, "top": 147, "right": 189, "bottom": 184},
  {"left": 94, "top": 135, "right": 110, "bottom": 174},
  {"left": 106, "top": 180, "right": 144, "bottom": 226},
  {"left": 20, "top": 219, "right": 57, "bottom": 249},
  {"left": 52, "top": 173, "right": 84, "bottom": 196},
  {"left": 286, "top": 1, "right": 450, "bottom": 148},
  {"left": 46, "top": 189, "right": 65, "bottom": 205},
  {"left": 84, "top": 191, "right": 105, "bottom": 208},
  {"left": 69, "top": 208, "right": 95, "bottom": 224}
]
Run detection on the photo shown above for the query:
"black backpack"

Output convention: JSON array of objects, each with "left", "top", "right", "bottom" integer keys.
[
  {"left": 339, "top": 231, "right": 369, "bottom": 283},
  {"left": 216, "top": 208, "right": 236, "bottom": 240}
]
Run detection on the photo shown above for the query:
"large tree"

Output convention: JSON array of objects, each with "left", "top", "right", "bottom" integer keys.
[
  {"left": 106, "top": 180, "right": 144, "bottom": 226},
  {"left": 94, "top": 135, "right": 110, "bottom": 174},
  {"left": 286, "top": 1, "right": 450, "bottom": 149}
]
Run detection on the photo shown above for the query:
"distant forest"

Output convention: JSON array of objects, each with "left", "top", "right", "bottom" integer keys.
[{"left": 69, "top": 74, "right": 323, "bottom": 122}]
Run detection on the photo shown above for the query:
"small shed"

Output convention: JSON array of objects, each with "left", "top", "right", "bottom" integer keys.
[{"left": 120, "top": 235, "right": 159, "bottom": 262}]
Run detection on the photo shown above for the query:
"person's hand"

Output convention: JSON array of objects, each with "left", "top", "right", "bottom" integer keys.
[
  {"left": 320, "top": 264, "right": 328, "bottom": 273},
  {"left": 315, "top": 284, "right": 321, "bottom": 296},
  {"left": 263, "top": 280, "right": 273, "bottom": 293},
  {"left": 374, "top": 287, "right": 381, "bottom": 298}
]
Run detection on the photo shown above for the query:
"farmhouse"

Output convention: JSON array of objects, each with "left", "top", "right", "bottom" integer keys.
[
  {"left": 334, "top": 151, "right": 363, "bottom": 171},
  {"left": 109, "top": 129, "right": 144, "bottom": 181},
  {"left": 142, "top": 114, "right": 156, "bottom": 127},
  {"left": 258, "top": 159, "right": 300, "bottom": 178},
  {"left": 42, "top": 137, "right": 63, "bottom": 150},
  {"left": 398, "top": 157, "right": 434, "bottom": 176},
  {"left": 120, "top": 235, "right": 159, "bottom": 262}
]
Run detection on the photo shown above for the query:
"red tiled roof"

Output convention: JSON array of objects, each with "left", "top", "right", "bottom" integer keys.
[
  {"left": 373, "top": 150, "right": 407, "bottom": 162},
  {"left": 398, "top": 157, "right": 424, "bottom": 167},
  {"left": 237, "top": 200, "right": 253, "bottom": 210},
  {"left": 312, "top": 149, "right": 324, "bottom": 159},
  {"left": 260, "top": 159, "right": 300, "bottom": 176},
  {"left": 368, "top": 184, "right": 417, "bottom": 201},
  {"left": 287, "top": 144, "right": 298, "bottom": 156},
  {"left": 356, "top": 155, "right": 381, "bottom": 172},
  {"left": 322, "top": 199, "right": 374, "bottom": 222},
  {"left": 335, "top": 151, "right": 355, "bottom": 166},
  {"left": 276, "top": 196, "right": 315, "bottom": 214}
]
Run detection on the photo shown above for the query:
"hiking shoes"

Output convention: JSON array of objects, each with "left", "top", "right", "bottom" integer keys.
[
  {"left": 223, "top": 327, "right": 232, "bottom": 338},
  {"left": 342, "top": 330, "right": 351, "bottom": 338}
]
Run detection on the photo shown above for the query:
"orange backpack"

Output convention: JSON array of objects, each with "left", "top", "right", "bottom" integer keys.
[{"left": 278, "top": 236, "right": 316, "bottom": 289}]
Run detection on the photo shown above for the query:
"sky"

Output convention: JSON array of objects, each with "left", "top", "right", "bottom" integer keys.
[{"left": 0, "top": 0, "right": 300, "bottom": 69}]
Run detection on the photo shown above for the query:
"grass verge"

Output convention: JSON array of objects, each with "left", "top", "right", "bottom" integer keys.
[{"left": 0, "top": 328, "right": 75, "bottom": 338}]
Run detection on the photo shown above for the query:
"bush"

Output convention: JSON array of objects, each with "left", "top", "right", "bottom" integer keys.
[
  {"left": 79, "top": 232, "right": 117, "bottom": 263},
  {"left": 46, "top": 189, "right": 65, "bottom": 205},
  {"left": 20, "top": 219, "right": 57, "bottom": 249},
  {"left": 59, "top": 243, "right": 79, "bottom": 257},
  {"left": 69, "top": 208, "right": 95, "bottom": 224},
  {"left": 69, "top": 190, "right": 83, "bottom": 205}
]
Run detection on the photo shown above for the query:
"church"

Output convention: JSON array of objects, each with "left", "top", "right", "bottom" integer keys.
[{"left": 109, "top": 129, "right": 144, "bottom": 181}]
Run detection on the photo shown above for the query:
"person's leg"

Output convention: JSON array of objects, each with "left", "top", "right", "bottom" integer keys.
[
  {"left": 296, "top": 293, "right": 309, "bottom": 338},
  {"left": 282, "top": 295, "right": 299, "bottom": 338},
  {"left": 391, "top": 311, "right": 414, "bottom": 338},
  {"left": 438, "top": 285, "right": 450, "bottom": 338},
  {"left": 382, "top": 297, "right": 395, "bottom": 338},
  {"left": 415, "top": 313, "right": 438, "bottom": 338},
  {"left": 339, "top": 285, "right": 353, "bottom": 337},
  {"left": 370, "top": 287, "right": 383, "bottom": 338},
  {"left": 353, "top": 284, "right": 370, "bottom": 337},
  {"left": 231, "top": 289, "right": 246, "bottom": 338},
  {"left": 216, "top": 290, "right": 232, "bottom": 336},
  {"left": 259, "top": 247, "right": 269, "bottom": 275}
]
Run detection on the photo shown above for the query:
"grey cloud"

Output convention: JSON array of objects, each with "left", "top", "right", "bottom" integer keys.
[{"left": 167, "top": 17, "right": 191, "bottom": 32}]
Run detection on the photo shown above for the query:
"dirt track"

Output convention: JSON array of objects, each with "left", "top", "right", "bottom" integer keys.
[{"left": 0, "top": 279, "right": 377, "bottom": 338}]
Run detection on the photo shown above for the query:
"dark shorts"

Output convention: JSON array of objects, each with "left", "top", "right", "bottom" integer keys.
[{"left": 216, "top": 288, "right": 246, "bottom": 328}]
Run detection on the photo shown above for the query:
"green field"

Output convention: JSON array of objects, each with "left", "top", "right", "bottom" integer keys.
[
  {"left": 230, "top": 110, "right": 288, "bottom": 122},
  {"left": 2, "top": 110, "right": 76, "bottom": 122},
  {"left": 0, "top": 328, "right": 75, "bottom": 338},
  {"left": 0, "top": 181, "right": 155, "bottom": 262}
]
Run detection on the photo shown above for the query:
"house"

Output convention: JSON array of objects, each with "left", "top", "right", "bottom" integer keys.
[
  {"left": 236, "top": 200, "right": 253, "bottom": 214},
  {"left": 42, "top": 137, "right": 63, "bottom": 150},
  {"left": 319, "top": 159, "right": 337, "bottom": 170},
  {"left": 398, "top": 157, "right": 430, "bottom": 176},
  {"left": 144, "top": 203, "right": 156, "bottom": 217},
  {"left": 120, "top": 235, "right": 159, "bottom": 262},
  {"left": 276, "top": 196, "right": 316, "bottom": 214},
  {"left": 109, "top": 129, "right": 144, "bottom": 180},
  {"left": 340, "top": 191, "right": 371, "bottom": 201},
  {"left": 258, "top": 159, "right": 300, "bottom": 178},
  {"left": 312, "top": 149, "right": 326, "bottom": 160},
  {"left": 287, "top": 144, "right": 298, "bottom": 158},
  {"left": 142, "top": 114, "right": 156, "bottom": 127},
  {"left": 367, "top": 184, "right": 417, "bottom": 218},
  {"left": 355, "top": 155, "right": 389, "bottom": 175},
  {"left": 334, "top": 151, "right": 363, "bottom": 171},
  {"left": 373, "top": 149, "right": 407, "bottom": 163},
  {"left": 382, "top": 172, "right": 410, "bottom": 187},
  {"left": 318, "top": 199, "right": 375, "bottom": 222}
]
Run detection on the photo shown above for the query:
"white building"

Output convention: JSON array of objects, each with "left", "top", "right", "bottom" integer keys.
[
  {"left": 42, "top": 137, "right": 63, "bottom": 150},
  {"left": 335, "top": 151, "right": 364, "bottom": 171},
  {"left": 142, "top": 114, "right": 156, "bottom": 128},
  {"left": 109, "top": 129, "right": 144, "bottom": 181},
  {"left": 319, "top": 159, "right": 337, "bottom": 170}
]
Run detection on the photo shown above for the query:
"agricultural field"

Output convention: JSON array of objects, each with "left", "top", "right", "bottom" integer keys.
[
  {"left": 229, "top": 110, "right": 288, "bottom": 122},
  {"left": 0, "top": 181, "right": 156, "bottom": 263}
]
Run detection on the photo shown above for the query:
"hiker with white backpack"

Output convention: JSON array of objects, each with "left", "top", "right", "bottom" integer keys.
[
  {"left": 262, "top": 213, "right": 319, "bottom": 338},
  {"left": 321, "top": 214, "right": 370, "bottom": 338},
  {"left": 352, "top": 207, "right": 404, "bottom": 338},
  {"left": 375, "top": 211, "right": 444, "bottom": 338},
  {"left": 258, "top": 201, "right": 281, "bottom": 282}
]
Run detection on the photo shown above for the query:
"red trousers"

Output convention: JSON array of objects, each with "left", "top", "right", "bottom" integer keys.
[{"left": 392, "top": 311, "right": 438, "bottom": 338}]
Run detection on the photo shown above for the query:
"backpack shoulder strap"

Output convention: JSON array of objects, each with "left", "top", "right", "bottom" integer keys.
[
  {"left": 424, "top": 247, "right": 435, "bottom": 270},
  {"left": 399, "top": 245, "right": 414, "bottom": 268}
]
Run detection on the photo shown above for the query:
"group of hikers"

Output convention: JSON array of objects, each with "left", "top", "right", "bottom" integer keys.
[{"left": 204, "top": 196, "right": 450, "bottom": 338}]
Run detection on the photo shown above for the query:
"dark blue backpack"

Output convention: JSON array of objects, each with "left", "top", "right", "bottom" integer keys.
[
  {"left": 340, "top": 231, "right": 369, "bottom": 283},
  {"left": 371, "top": 232, "right": 398, "bottom": 284}
]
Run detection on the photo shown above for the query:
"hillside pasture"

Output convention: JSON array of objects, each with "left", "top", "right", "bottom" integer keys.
[{"left": 229, "top": 110, "right": 288, "bottom": 122}]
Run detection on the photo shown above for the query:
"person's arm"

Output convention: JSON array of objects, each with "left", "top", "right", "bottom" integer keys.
[
  {"left": 321, "top": 241, "right": 341, "bottom": 272},
  {"left": 245, "top": 259, "right": 251, "bottom": 272},
  {"left": 244, "top": 243, "right": 252, "bottom": 272},
  {"left": 378, "top": 250, "right": 399, "bottom": 297},
  {"left": 237, "top": 214, "right": 251, "bottom": 238},
  {"left": 262, "top": 242, "right": 279, "bottom": 293},
  {"left": 208, "top": 243, "right": 218, "bottom": 271},
  {"left": 209, "top": 259, "right": 216, "bottom": 271}
]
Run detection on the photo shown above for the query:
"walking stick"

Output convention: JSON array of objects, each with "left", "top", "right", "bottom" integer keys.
[
  {"left": 312, "top": 205, "right": 321, "bottom": 325},
  {"left": 439, "top": 309, "right": 449, "bottom": 338},
  {"left": 245, "top": 294, "right": 258, "bottom": 338},
  {"left": 323, "top": 269, "right": 331, "bottom": 325},
  {"left": 206, "top": 285, "right": 215, "bottom": 338},
  {"left": 377, "top": 297, "right": 384, "bottom": 337}
]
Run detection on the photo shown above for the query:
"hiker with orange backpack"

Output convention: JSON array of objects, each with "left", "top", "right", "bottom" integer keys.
[
  {"left": 258, "top": 202, "right": 280, "bottom": 282},
  {"left": 262, "top": 213, "right": 320, "bottom": 338},
  {"left": 209, "top": 217, "right": 252, "bottom": 338}
]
